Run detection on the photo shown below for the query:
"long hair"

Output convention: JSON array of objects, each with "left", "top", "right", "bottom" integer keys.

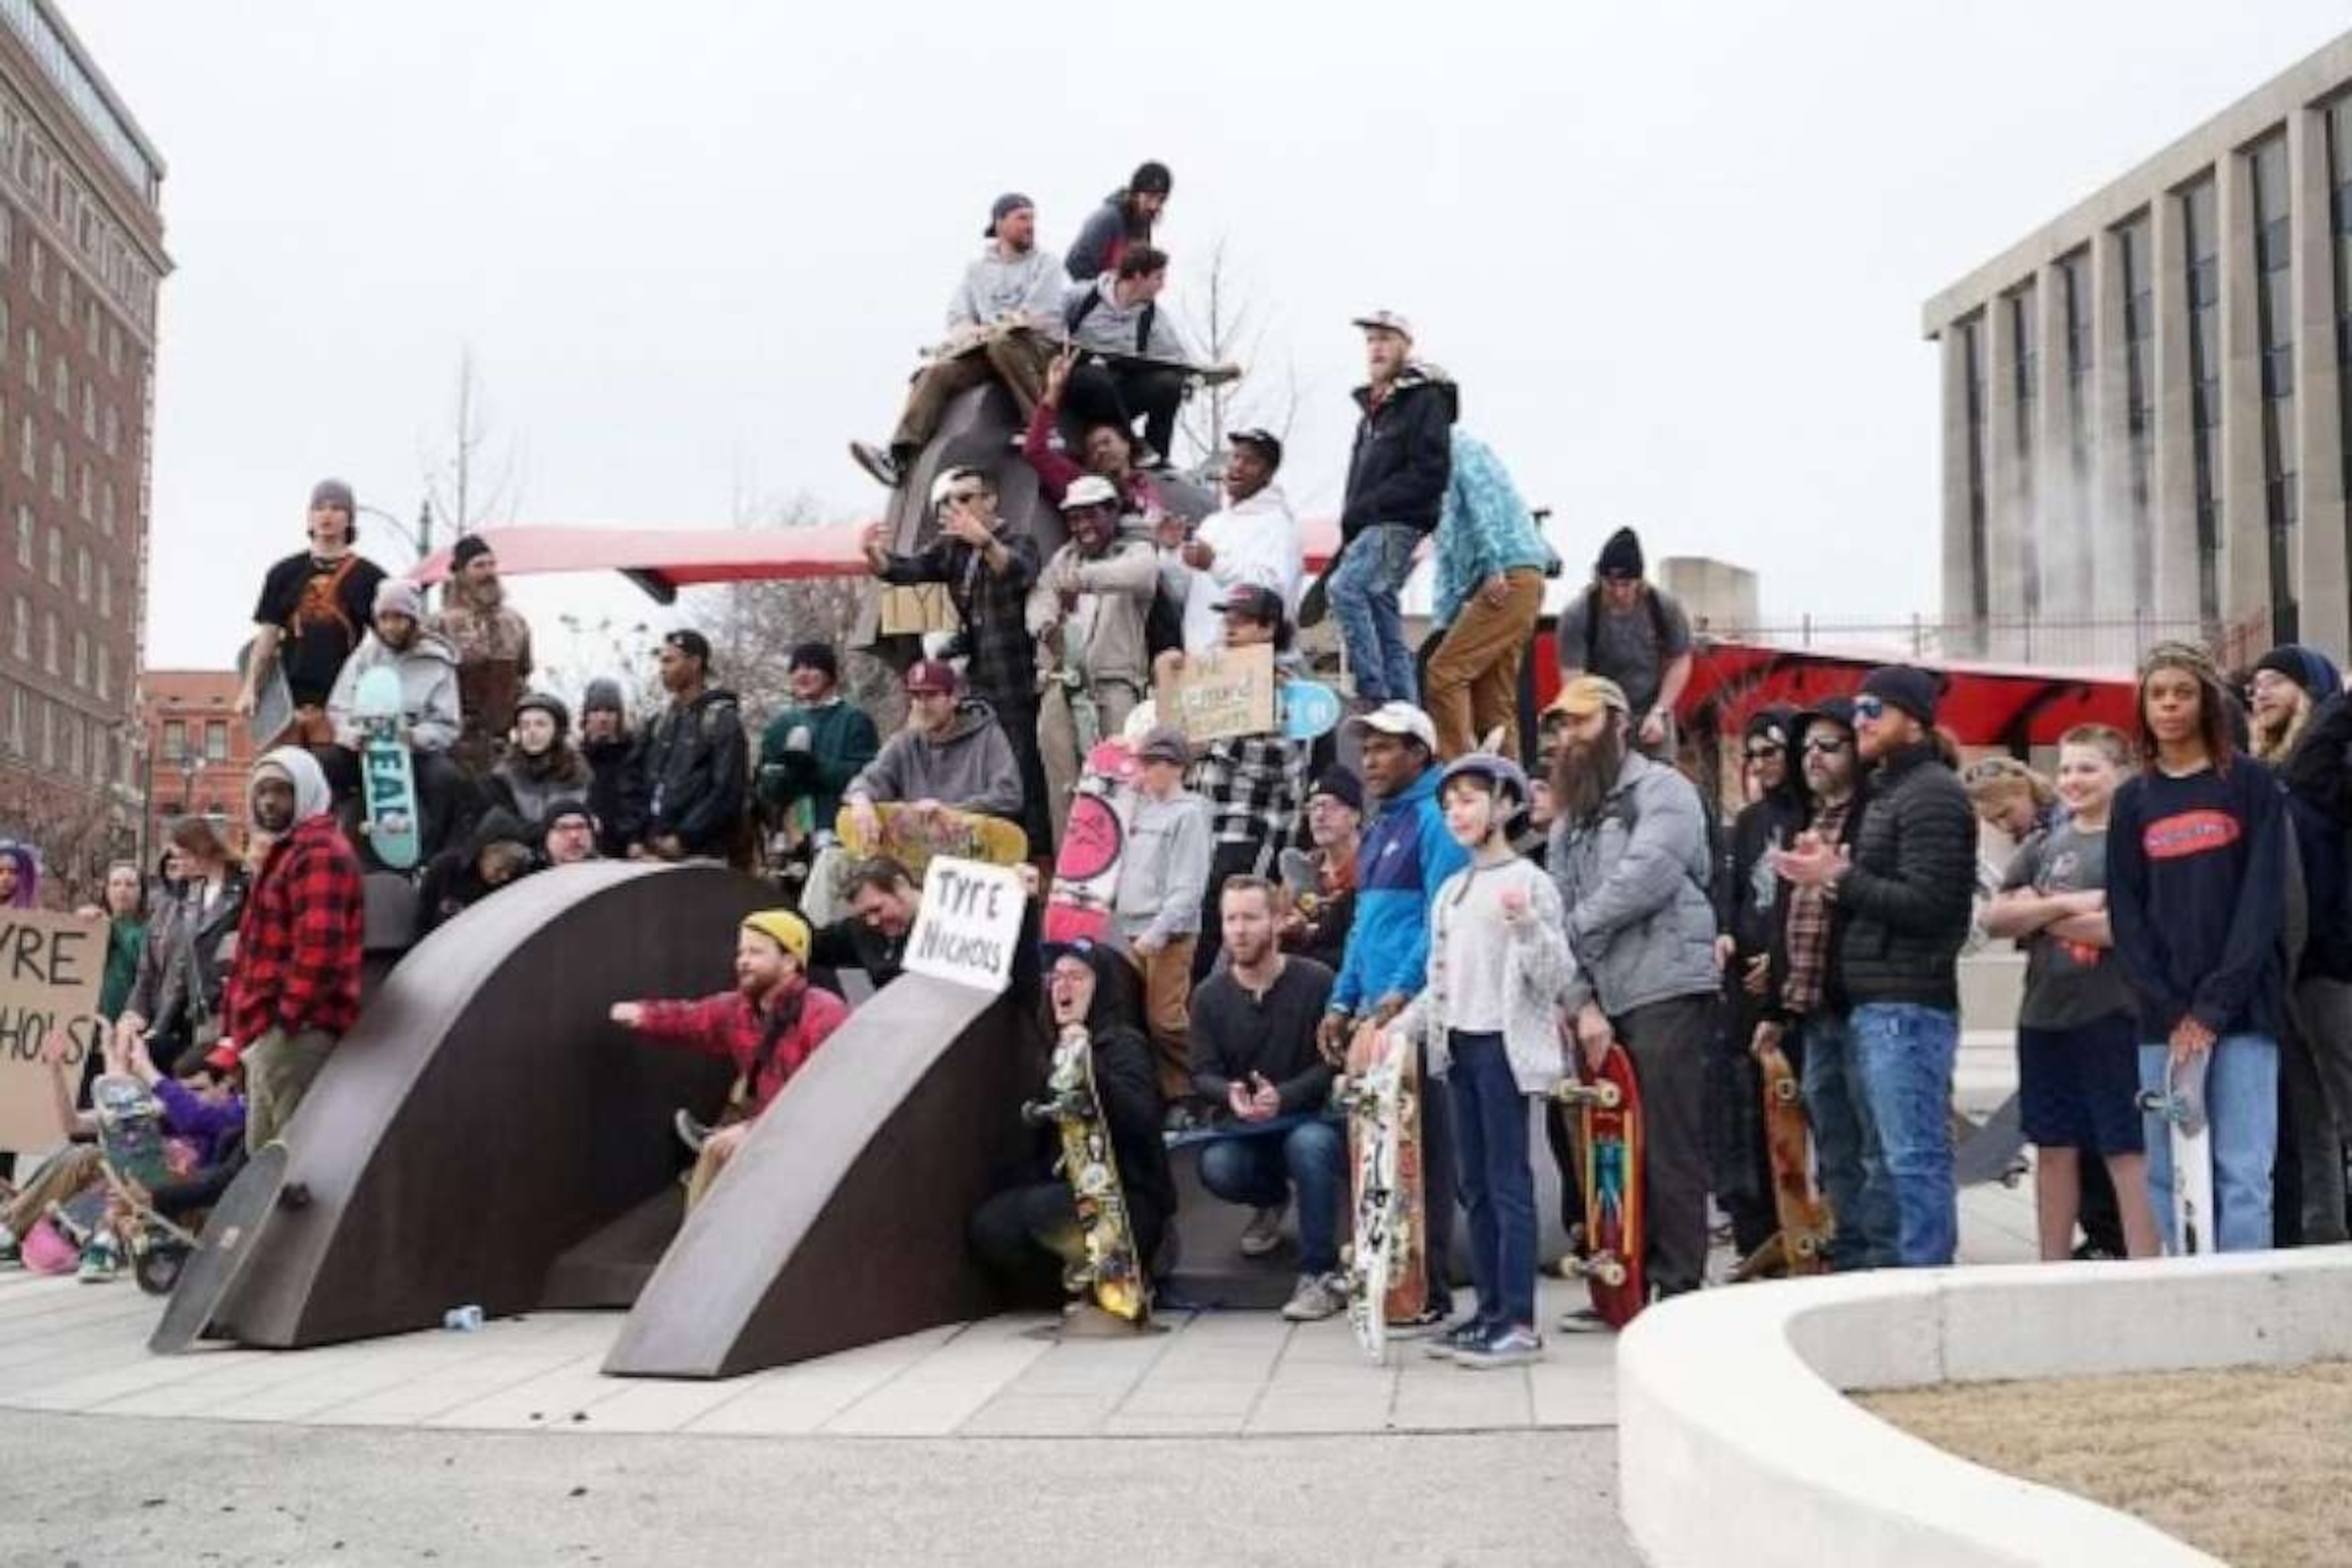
[{"left": 2135, "top": 659, "right": 2235, "bottom": 775}]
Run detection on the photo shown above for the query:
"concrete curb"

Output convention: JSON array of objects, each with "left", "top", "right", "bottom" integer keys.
[{"left": 1616, "top": 1249, "right": 2352, "bottom": 1566}]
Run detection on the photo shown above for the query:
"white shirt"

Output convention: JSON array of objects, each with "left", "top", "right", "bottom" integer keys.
[{"left": 1163, "top": 482, "right": 1303, "bottom": 652}]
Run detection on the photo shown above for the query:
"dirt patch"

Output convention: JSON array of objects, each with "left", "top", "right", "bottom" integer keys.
[{"left": 1860, "top": 1360, "right": 2352, "bottom": 1567}]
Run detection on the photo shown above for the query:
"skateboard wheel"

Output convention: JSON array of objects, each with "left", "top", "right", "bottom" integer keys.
[
  {"left": 1594, "top": 1258, "right": 1628, "bottom": 1289},
  {"left": 1592, "top": 1082, "right": 1622, "bottom": 1110},
  {"left": 1773, "top": 1078, "right": 1801, "bottom": 1105},
  {"left": 1790, "top": 1234, "right": 1820, "bottom": 1259}
]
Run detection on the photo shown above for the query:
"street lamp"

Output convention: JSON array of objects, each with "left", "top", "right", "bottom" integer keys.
[{"left": 354, "top": 499, "right": 437, "bottom": 564}]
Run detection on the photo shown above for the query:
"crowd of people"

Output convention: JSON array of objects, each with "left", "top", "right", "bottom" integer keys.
[{"left": 3, "top": 163, "right": 2347, "bottom": 1378}]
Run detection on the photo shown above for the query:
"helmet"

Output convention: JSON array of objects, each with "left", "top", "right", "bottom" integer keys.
[{"left": 1436, "top": 752, "right": 1530, "bottom": 809}]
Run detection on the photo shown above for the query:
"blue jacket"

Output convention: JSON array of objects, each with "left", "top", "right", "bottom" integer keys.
[
  {"left": 1432, "top": 432, "right": 1557, "bottom": 628},
  {"left": 1330, "top": 766, "right": 1471, "bottom": 1014}
]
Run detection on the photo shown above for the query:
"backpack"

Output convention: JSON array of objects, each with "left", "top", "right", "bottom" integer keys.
[
  {"left": 1064, "top": 286, "right": 1156, "bottom": 356},
  {"left": 1582, "top": 583, "right": 1674, "bottom": 674}
]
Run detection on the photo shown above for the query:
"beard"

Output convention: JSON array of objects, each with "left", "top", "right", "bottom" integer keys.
[{"left": 1553, "top": 728, "right": 1625, "bottom": 826}]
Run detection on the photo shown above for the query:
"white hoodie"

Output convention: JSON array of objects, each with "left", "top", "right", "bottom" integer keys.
[{"left": 1164, "top": 482, "right": 1303, "bottom": 653}]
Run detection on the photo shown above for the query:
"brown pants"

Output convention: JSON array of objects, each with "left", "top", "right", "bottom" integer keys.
[
  {"left": 3, "top": 1145, "right": 101, "bottom": 1237},
  {"left": 890, "top": 330, "right": 1056, "bottom": 455},
  {"left": 1129, "top": 939, "right": 1197, "bottom": 1102},
  {"left": 243, "top": 1026, "right": 338, "bottom": 1152},
  {"left": 1425, "top": 567, "right": 1545, "bottom": 759}
]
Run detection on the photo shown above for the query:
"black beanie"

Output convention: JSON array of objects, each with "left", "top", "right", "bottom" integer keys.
[
  {"left": 1595, "top": 528, "right": 1644, "bottom": 580},
  {"left": 790, "top": 642, "right": 840, "bottom": 681},
  {"left": 450, "top": 533, "right": 494, "bottom": 569},
  {"left": 580, "top": 678, "right": 626, "bottom": 717},
  {"left": 1743, "top": 705, "right": 1795, "bottom": 748},
  {"left": 2253, "top": 645, "right": 2318, "bottom": 694},
  {"left": 1308, "top": 768, "right": 1364, "bottom": 814},
  {"left": 1860, "top": 665, "right": 1941, "bottom": 727}
]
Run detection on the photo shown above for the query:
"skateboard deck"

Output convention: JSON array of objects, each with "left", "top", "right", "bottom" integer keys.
[
  {"left": 1023, "top": 1024, "right": 1150, "bottom": 1323},
  {"left": 2140, "top": 1050, "right": 2216, "bottom": 1256},
  {"left": 149, "top": 1140, "right": 289, "bottom": 1355},
  {"left": 1555, "top": 1041, "right": 1645, "bottom": 1328},
  {"left": 1044, "top": 740, "right": 1136, "bottom": 947},
  {"left": 1341, "top": 1022, "right": 1426, "bottom": 1361},
  {"left": 1279, "top": 680, "right": 1344, "bottom": 742},
  {"left": 236, "top": 637, "right": 296, "bottom": 751},
  {"left": 835, "top": 801, "right": 1029, "bottom": 880},
  {"left": 93, "top": 1073, "right": 172, "bottom": 1192},
  {"left": 1746, "top": 1043, "right": 1830, "bottom": 1279},
  {"left": 354, "top": 665, "right": 422, "bottom": 871}
]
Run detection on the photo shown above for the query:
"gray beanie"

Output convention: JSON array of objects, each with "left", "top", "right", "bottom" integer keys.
[{"left": 580, "top": 678, "right": 626, "bottom": 717}]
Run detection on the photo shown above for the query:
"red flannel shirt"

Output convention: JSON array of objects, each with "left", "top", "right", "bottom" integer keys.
[
  {"left": 224, "top": 813, "right": 366, "bottom": 1044},
  {"left": 629, "top": 977, "right": 848, "bottom": 1113}
]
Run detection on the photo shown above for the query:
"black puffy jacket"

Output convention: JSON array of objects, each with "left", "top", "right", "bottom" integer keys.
[
  {"left": 630, "top": 687, "right": 750, "bottom": 857},
  {"left": 1833, "top": 743, "right": 1975, "bottom": 1011},
  {"left": 1339, "top": 366, "right": 1458, "bottom": 539}
]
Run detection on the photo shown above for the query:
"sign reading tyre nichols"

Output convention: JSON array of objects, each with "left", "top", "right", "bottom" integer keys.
[
  {"left": 0, "top": 909, "right": 108, "bottom": 1149},
  {"left": 904, "top": 858, "right": 1027, "bottom": 994}
]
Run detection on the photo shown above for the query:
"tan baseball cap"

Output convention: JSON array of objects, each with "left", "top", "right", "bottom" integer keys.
[{"left": 1547, "top": 675, "right": 1631, "bottom": 720}]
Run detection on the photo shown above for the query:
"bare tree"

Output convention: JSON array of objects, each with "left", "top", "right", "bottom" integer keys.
[
  {"left": 422, "top": 347, "right": 524, "bottom": 544},
  {"left": 1171, "top": 235, "right": 1304, "bottom": 478},
  {"left": 0, "top": 768, "right": 125, "bottom": 907}
]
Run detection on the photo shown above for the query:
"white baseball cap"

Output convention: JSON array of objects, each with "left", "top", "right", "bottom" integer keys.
[
  {"left": 1343, "top": 701, "right": 1438, "bottom": 751},
  {"left": 1059, "top": 475, "right": 1120, "bottom": 511},
  {"left": 1351, "top": 309, "right": 1416, "bottom": 340}
]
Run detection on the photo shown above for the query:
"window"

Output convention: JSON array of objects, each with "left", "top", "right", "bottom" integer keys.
[
  {"left": 77, "top": 381, "right": 90, "bottom": 438},
  {"left": 1, "top": 683, "right": 16, "bottom": 753},
  {"left": 96, "top": 562, "right": 109, "bottom": 616},
  {"left": 28, "top": 238, "right": 42, "bottom": 300},
  {"left": 52, "top": 265, "right": 66, "bottom": 326},
  {"left": 10, "top": 505, "right": 24, "bottom": 566},
  {"left": 1961, "top": 315, "right": 1990, "bottom": 625},
  {"left": 162, "top": 717, "right": 185, "bottom": 758},
  {"left": 15, "top": 413, "right": 28, "bottom": 476},
  {"left": 70, "top": 628, "right": 83, "bottom": 688},
  {"left": 9, "top": 594, "right": 24, "bottom": 659},
  {"left": 81, "top": 297, "right": 94, "bottom": 354},
  {"left": 0, "top": 199, "right": 11, "bottom": 269},
  {"left": 41, "top": 609, "right": 56, "bottom": 672},
  {"left": 74, "top": 544, "right": 87, "bottom": 602},
  {"left": 2182, "top": 176, "right": 2222, "bottom": 627},
  {"left": 51, "top": 355, "right": 64, "bottom": 416},
  {"left": 21, "top": 325, "right": 34, "bottom": 389},
  {"left": 2252, "top": 136, "right": 2297, "bottom": 642},
  {"left": 105, "top": 325, "right": 118, "bottom": 377},
  {"left": 44, "top": 524, "right": 57, "bottom": 583},
  {"left": 75, "top": 462, "right": 88, "bottom": 521},
  {"left": 204, "top": 720, "right": 227, "bottom": 763},
  {"left": 99, "top": 479, "right": 113, "bottom": 534},
  {"left": 2007, "top": 280, "right": 2040, "bottom": 617},
  {"left": 49, "top": 438, "right": 64, "bottom": 500},
  {"left": 100, "top": 405, "right": 115, "bottom": 456},
  {"left": 93, "top": 645, "right": 106, "bottom": 701}
]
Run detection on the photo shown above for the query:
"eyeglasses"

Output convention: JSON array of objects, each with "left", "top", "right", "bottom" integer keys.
[
  {"left": 1852, "top": 694, "right": 1886, "bottom": 721},
  {"left": 1803, "top": 736, "right": 1850, "bottom": 756},
  {"left": 1744, "top": 743, "right": 1784, "bottom": 761}
]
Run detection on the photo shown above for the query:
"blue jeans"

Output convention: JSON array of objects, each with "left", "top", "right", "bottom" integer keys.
[
  {"left": 1326, "top": 522, "right": 1421, "bottom": 704},
  {"left": 1851, "top": 1001, "right": 1958, "bottom": 1266},
  {"left": 1799, "top": 1011, "right": 1897, "bottom": 1269},
  {"left": 1198, "top": 1116, "right": 1348, "bottom": 1274},
  {"left": 1446, "top": 1031, "right": 1538, "bottom": 1331},
  {"left": 2138, "top": 1036, "right": 2278, "bottom": 1254}
]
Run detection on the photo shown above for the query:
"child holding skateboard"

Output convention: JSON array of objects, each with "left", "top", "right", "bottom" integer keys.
[
  {"left": 2107, "top": 642, "right": 2289, "bottom": 1254},
  {"left": 1981, "top": 725, "right": 2161, "bottom": 1261},
  {"left": 1385, "top": 753, "right": 1573, "bottom": 1368}
]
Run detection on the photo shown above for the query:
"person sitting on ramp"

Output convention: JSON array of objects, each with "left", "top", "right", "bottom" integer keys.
[{"left": 609, "top": 910, "right": 848, "bottom": 1207}]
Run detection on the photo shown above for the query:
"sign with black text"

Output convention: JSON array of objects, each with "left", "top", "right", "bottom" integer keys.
[
  {"left": 1168, "top": 642, "right": 1276, "bottom": 743},
  {"left": 904, "top": 857, "right": 1026, "bottom": 995},
  {"left": 0, "top": 908, "right": 108, "bottom": 1151}
]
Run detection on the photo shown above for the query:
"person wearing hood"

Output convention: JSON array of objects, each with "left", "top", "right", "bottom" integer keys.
[
  {"left": 1032, "top": 475, "right": 1161, "bottom": 844},
  {"left": 1326, "top": 311, "right": 1457, "bottom": 707},
  {"left": 577, "top": 678, "right": 643, "bottom": 859},
  {"left": 1064, "top": 160, "right": 1171, "bottom": 283},
  {"left": 626, "top": 629, "right": 750, "bottom": 863},
  {"left": 237, "top": 478, "right": 390, "bottom": 745},
  {"left": 0, "top": 840, "right": 34, "bottom": 906},
  {"left": 1713, "top": 705, "right": 1806, "bottom": 1263},
  {"left": 843, "top": 661, "right": 1024, "bottom": 835},
  {"left": 2248, "top": 642, "right": 2352, "bottom": 1245},
  {"left": 611, "top": 910, "right": 848, "bottom": 1210},
  {"left": 430, "top": 533, "right": 536, "bottom": 776},
  {"left": 1161, "top": 426, "right": 1302, "bottom": 655},
  {"left": 1423, "top": 432, "right": 1557, "bottom": 760},
  {"left": 755, "top": 643, "right": 880, "bottom": 848},
  {"left": 1557, "top": 527, "right": 1695, "bottom": 760},
  {"left": 220, "top": 746, "right": 365, "bottom": 1153},
  {"left": 325, "top": 577, "right": 466, "bottom": 857},
  {"left": 492, "top": 691, "right": 594, "bottom": 828},
  {"left": 968, "top": 938, "right": 1174, "bottom": 1308},
  {"left": 416, "top": 806, "right": 538, "bottom": 936}
]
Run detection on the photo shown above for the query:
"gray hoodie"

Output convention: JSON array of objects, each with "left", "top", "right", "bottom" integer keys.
[
  {"left": 846, "top": 699, "right": 1024, "bottom": 819},
  {"left": 1547, "top": 750, "right": 1720, "bottom": 1017},
  {"left": 1115, "top": 787, "right": 1213, "bottom": 947},
  {"left": 949, "top": 245, "right": 1068, "bottom": 338},
  {"left": 325, "top": 629, "right": 462, "bottom": 754}
]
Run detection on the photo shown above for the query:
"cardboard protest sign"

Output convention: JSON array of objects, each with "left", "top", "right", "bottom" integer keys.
[
  {"left": 1167, "top": 642, "right": 1276, "bottom": 743},
  {"left": 0, "top": 908, "right": 108, "bottom": 1150},
  {"left": 877, "top": 582, "right": 957, "bottom": 636},
  {"left": 903, "top": 857, "right": 1027, "bottom": 995}
]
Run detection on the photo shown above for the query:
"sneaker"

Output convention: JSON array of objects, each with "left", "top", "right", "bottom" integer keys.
[
  {"left": 1279, "top": 1271, "right": 1348, "bottom": 1322},
  {"left": 0, "top": 1226, "right": 18, "bottom": 1266},
  {"left": 849, "top": 440, "right": 903, "bottom": 489},
  {"left": 1387, "top": 1302, "right": 1451, "bottom": 1339},
  {"left": 674, "top": 1109, "right": 710, "bottom": 1155},
  {"left": 1161, "top": 1102, "right": 1204, "bottom": 1138},
  {"left": 1238, "top": 1201, "right": 1288, "bottom": 1258},
  {"left": 77, "top": 1238, "right": 122, "bottom": 1285},
  {"left": 1455, "top": 1325, "right": 1544, "bottom": 1368},
  {"left": 1557, "top": 1305, "right": 1615, "bottom": 1334},
  {"left": 1423, "top": 1318, "right": 1490, "bottom": 1359}
]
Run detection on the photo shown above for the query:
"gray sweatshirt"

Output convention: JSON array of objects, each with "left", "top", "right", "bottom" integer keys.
[
  {"left": 1115, "top": 787, "right": 1213, "bottom": 947},
  {"left": 1391, "top": 853, "right": 1575, "bottom": 1092},
  {"left": 846, "top": 701, "right": 1024, "bottom": 819},
  {"left": 1063, "top": 275, "right": 1190, "bottom": 362},
  {"left": 949, "top": 245, "right": 1068, "bottom": 338}
]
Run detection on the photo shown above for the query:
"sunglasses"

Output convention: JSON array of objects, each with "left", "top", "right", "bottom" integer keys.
[
  {"left": 1744, "top": 742, "right": 1785, "bottom": 761},
  {"left": 1803, "top": 735, "right": 1850, "bottom": 756},
  {"left": 1852, "top": 694, "right": 1886, "bottom": 721}
]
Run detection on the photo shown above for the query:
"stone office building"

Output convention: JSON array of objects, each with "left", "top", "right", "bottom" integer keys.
[{"left": 1924, "top": 31, "right": 2352, "bottom": 671}]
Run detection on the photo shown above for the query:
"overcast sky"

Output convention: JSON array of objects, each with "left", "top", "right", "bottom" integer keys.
[{"left": 67, "top": 0, "right": 2352, "bottom": 676}]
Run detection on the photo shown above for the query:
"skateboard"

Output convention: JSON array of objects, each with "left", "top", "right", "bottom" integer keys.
[
  {"left": 354, "top": 665, "right": 422, "bottom": 871},
  {"left": 235, "top": 637, "right": 295, "bottom": 751},
  {"left": 1279, "top": 680, "right": 1344, "bottom": 742},
  {"left": 1553, "top": 1041, "right": 1645, "bottom": 1328},
  {"left": 149, "top": 1140, "right": 289, "bottom": 1354},
  {"left": 2138, "top": 1050, "right": 2216, "bottom": 1256},
  {"left": 835, "top": 801, "right": 1029, "bottom": 881},
  {"left": 1022, "top": 1024, "right": 1150, "bottom": 1324},
  {"left": 1044, "top": 740, "right": 1136, "bottom": 947},
  {"left": 1733, "top": 1043, "right": 1831, "bottom": 1281},
  {"left": 1340, "top": 1022, "right": 1426, "bottom": 1361},
  {"left": 92, "top": 1073, "right": 173, "bottom": 1192}
]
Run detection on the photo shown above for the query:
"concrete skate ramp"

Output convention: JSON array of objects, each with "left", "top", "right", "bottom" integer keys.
[
  {"left": 214, "top": 861, "right": 759, "bottom": 1348},
  {"left": 605, "top": 972, "right": 1034, "bottom": 1378}
]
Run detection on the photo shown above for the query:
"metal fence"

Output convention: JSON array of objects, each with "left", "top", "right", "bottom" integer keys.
[{"left": 1690, "top": 612, "right": 2272, "bottom": 673}]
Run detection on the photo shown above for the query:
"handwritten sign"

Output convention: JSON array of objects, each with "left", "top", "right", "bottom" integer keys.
[
  {"left": 0, "top": 909, "right": 107, "bottom": 1151},
  {"left": 1168, "top": 642, "right": 1276, "bottom": 743},
  {"left": 904, "top": 857, "right": 1027, "bottom": 995}
]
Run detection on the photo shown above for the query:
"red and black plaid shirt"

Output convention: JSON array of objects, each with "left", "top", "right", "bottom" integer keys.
[
  {"left": 628, "top": 978, "right": 848, "bottom": 1112},
  {"left": 224, "top": 813, "right": 365, "bottom": 1044}
]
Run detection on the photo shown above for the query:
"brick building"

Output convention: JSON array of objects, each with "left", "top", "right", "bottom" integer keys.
[
  {"left": 139, "top": 668, "right": 247, "bottom": 858},
  {"left": 0, "top": 1, "right": 167, "bottom": 906}
]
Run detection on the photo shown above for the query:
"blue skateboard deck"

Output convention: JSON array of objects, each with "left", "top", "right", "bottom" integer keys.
[{"left": 354, "top": 665, "right": 421, "bottom": 871}]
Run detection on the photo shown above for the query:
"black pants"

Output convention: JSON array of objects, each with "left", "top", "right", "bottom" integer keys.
[
  {"left": 1615, "top": 992, "right": 1716, "bottom": 1298},
  {"left": 1416, "top": 1034, "right": 1458, "bottom": 1312},
  {"left": 318, "top": 744, "right": 464, "bottom": 862},
  {"left": 990, "top": 698, "right": 1054, "bottom": 858},
  {"left": 969, "top": 1181, "right": 1166, "bottom": 1309},
  {"left": 1066, "top": 361, "right": 1185, "bottom": 461}
]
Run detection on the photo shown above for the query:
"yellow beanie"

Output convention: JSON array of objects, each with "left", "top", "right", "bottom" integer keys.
[{"left": 741, "top": 908, "right": 811, "bottom": 967}]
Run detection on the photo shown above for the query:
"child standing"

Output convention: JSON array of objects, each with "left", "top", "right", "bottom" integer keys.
[
  {"left": 1982, "top": 726, "right": 2160, "bottom": 1260},
  {"left": 1387, "top": 754, "right": 1573, "bottom": 1369},
  {"left": 1114, "top": 725, "right": 1214, "bottom": 1109},
  {"left": 2106, "top": 642, "right": 2289, "bottom": 1253}
]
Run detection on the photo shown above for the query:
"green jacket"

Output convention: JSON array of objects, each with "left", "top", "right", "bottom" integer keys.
[
  {"left": 756, "top": 698, "right": 882, "bottom": 832},
  {"left": 100, "top": 915, "right": 146, "bottom": 1022}
]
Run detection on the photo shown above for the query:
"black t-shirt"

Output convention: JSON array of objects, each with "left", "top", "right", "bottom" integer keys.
[
  {"left": 253, "top": 550, "right": 388, "bottom": 707},
  {"left": 1187, "top": 956, "right": 1337, "bottom": 1115}
]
